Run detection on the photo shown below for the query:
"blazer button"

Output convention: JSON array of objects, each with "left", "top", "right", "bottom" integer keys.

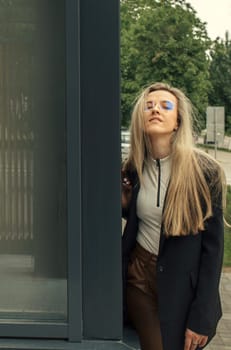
[{"left": 159, "top": 265, "right": 164, "bottom": 272}]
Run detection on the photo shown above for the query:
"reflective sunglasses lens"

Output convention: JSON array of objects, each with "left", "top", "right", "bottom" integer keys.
[{"left": 160, "top": 100, "right": 174, "bottom": 110}]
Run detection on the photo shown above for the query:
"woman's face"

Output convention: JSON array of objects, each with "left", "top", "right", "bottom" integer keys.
[{"left": 143, "top": 90, "right": 179, "bottom": 138}]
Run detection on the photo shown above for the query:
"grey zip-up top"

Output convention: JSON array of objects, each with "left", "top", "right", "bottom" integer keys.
[{"left": 136, "top": 155, "right": 171, "bottom": 255}]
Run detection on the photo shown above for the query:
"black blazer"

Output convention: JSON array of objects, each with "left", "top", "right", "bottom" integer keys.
[{"left": 122, "top": 171, "right": 224, "bottom": 350}]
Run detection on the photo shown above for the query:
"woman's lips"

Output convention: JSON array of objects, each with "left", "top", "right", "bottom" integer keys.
[{"left": 149, "top": 117, "right": 162, "bottom": 122}]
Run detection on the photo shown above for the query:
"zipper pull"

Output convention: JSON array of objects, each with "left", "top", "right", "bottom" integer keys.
[{"left": 156, "top": 159, "right": 161, "bottom": 207}]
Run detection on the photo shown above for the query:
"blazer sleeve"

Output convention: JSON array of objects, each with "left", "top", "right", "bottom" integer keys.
[{"left": 186, "top": 191, "right": 224, "bottom": 335}]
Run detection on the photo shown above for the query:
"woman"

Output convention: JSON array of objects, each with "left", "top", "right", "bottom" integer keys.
[{"left": 122, "top": 82, "right": 225, "bottom": 350}]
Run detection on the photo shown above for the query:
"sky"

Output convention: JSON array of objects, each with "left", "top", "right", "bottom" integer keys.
[{"left": 189, "top": 0, "right": 231, "bottom": 40}]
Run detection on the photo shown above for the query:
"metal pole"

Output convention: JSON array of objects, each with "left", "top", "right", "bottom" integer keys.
[{"left": 214, "top": 108, "right": 217, "bottom": 159}]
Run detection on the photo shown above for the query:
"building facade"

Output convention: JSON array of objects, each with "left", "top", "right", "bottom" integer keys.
[{"left": 0, "top": 0, "right": 123, "bottom": 348}]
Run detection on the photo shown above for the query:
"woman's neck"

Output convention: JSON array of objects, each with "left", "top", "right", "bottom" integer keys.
[{"left": 149, "top": 137, "right": 171, "bottom": 159}]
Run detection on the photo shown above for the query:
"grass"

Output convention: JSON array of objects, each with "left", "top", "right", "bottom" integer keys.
[
  {"left": 224, "top": 185, "right": 231, "bottom": 267},
  {"left": 224, "top": 231, "right": 231, "bottom": 267}
]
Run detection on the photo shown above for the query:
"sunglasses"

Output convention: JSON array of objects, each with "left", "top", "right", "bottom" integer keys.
[{"left": 144, "top": 100, "right": 175, "bottom": 111}]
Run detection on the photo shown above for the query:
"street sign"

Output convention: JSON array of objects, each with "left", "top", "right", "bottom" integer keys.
[{"left": 206, "top": 106, "right": 225, "bottom": 147}]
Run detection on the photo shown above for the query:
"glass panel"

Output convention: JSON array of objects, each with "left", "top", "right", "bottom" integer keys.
[{"left": 0, "top": 0, "right": 67, "bottom": 322}]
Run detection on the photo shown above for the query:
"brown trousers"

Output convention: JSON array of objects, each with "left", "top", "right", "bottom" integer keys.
[{"left": 126, "top": 242, "right": 163, "bottom": 350}]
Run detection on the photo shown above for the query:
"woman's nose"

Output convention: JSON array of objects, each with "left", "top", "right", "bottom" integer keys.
[{"left": 152, "top": 103, "right": 160, "bottom": 112}]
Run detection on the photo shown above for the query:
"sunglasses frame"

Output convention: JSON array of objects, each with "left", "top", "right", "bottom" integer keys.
[{"left": 144, "top": 100, "right": 175, "bottom": 111}]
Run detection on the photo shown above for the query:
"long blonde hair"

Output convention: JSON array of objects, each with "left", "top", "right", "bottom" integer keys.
[{"left": 124, "top": 82, "right": 225, "bottom": 236}]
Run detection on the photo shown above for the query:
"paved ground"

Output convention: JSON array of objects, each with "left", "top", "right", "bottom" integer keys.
[{"left": 203, "top": 271, "right": 231, "bottom": 350}]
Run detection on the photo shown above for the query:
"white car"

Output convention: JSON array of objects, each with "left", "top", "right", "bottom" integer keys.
[{"left": 121, "top": 130, "right": 130, "bottom": 158}]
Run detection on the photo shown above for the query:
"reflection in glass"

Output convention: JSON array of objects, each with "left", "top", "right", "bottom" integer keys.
[{"left": 0, "top": 0, "right": 67, "bottom": 322}]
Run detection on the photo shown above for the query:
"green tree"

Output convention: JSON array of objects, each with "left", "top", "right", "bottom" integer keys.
[
  {"left": 121, "top": 0, "right": 211, "bottom": 128},
  {"left": 208, "top": 32, "right": 231, "bottom": 134}
]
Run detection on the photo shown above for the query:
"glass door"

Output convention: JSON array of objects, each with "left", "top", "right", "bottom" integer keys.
[{"left": 0, "top": 0, "right": 68, "bottom": 338}]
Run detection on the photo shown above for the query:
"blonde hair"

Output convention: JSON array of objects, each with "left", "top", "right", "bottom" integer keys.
[{"left": 124, "top": 82, "right": 225, "bottom": 236}]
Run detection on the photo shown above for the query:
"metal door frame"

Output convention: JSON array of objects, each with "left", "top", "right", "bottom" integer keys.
[{"left": 0, "top": 0, "right": 81, "bottom": 340}]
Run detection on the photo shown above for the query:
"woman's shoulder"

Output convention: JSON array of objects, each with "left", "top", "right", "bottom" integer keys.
[
  {"left": 193, "top": 147, "right": 222, "bottom": 173},
  {"left": 193, "top": 147, "right": 225, "bottom": 193}
]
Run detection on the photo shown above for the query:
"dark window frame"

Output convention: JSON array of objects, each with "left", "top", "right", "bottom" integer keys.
[
  {"left": 0, "top": 0, "right": 121, "bottom": 344},
  {"left": 0, "top": 0, "right": 81, "bottom": 340}
]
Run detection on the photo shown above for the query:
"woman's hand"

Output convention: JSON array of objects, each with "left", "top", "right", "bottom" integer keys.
[
  {"left": 121, "top": 170, "right": 132, "bottom": 211},
  {"left": 184, "top": 328, "right": 208, "bottom": 350}
]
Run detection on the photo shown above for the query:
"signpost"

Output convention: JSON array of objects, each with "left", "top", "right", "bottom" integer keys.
[{"left": 206, "top": 106, "right": 225, "bottom": 158}]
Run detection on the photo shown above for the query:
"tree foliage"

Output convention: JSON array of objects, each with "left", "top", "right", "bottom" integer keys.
[
  {"left": 121, "top": 0, "right": 211, "bottom": 128},
  {"left": 208, "top": 32, "right": 231, "bottom": 134}
]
